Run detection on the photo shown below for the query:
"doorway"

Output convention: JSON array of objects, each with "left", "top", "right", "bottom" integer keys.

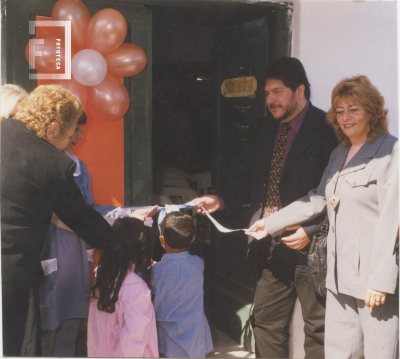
[
  {"left": 1, "top": 0, "right": 292, "bottom": 350},
  {"left": 150, "top": 1, "right": 292, "bottom": 349}
]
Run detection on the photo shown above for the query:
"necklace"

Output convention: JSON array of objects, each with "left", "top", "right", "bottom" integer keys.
[{"left": 329, "top": 148, "right": 359, "bottom": 210}]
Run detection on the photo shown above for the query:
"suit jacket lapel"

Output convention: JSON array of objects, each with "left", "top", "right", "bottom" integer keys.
[
  {"left": 338, "top": 133, "right": 387, "bottom": 176},
  {"left": 329, "top": 145, "right": 347, "bottom": 189},
  {"left": 280, "top": 104, "right": 315, "bottom": 183}
]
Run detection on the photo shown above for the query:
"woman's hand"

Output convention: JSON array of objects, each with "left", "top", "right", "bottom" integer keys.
[
  {"left": 245, "top": 219, "right": 269, "bottom": 239},
  {"left": 192, "top": 195, "right": 221, "bottom": 215},
  {"left": 281, "top": 225, "right": 310, "bottom": 250},
  {"left": 131, "top": 205, "right": 158, "bottom": 221},
  {"left": 365, "top": 288, "right": 387, "bottom": 308}
]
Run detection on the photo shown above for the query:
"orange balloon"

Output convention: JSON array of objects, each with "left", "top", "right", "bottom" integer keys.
[
  {"left": 52, "top": 0, "right": 91, "bottom": 51},
  {"left": 42, "top": 76, "right": 88, "bottom": 109},
  {"left": 87, "top": 9, "right": 127, "bottom": 55},
  {"left": 104, "top": 43, "right": 147, "bottom": 78},
  {"left": 25, "top": 35, "right": 76, "bottom": 73},
  {"left": 87, "top": 73, "right": 129, "bottom": 121}
]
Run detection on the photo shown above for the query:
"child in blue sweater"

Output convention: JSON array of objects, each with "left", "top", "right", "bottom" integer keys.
[{"left": 151, "top": 212, "right": 213, "bottom": 358}]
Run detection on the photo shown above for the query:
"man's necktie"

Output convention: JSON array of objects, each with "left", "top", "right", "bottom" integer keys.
[{"left": 262, "top": 123, "right": 290, "bottom": 218}]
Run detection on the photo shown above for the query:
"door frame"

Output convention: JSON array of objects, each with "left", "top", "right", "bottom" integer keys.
[
  {"left": 1, "top": 0, "right": 291, "bottom": 207},
  {"left": 209, "top": 5, "right": 292, "bottom": 350},
  {"left": 87, "top": 0, "right": 293, "bottom": 210},
  {"left": 1, "top": 0, "right": 292, "bottom": 349}
]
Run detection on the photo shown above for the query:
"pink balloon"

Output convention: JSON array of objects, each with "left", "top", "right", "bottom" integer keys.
[
  {"left": 104, "top": 43, "right": 147, "bottom": 78},
  {"left": 72, "top": 49, "right": 108, "bottom": 87},
  {"left": 87, "top": 73, "right": 129, "bottom": 121},
  {"left": 87, "top": 9, "right": 127, "bottom": 55},
  {"left": 42, "top": 77, "right": 88, "bottom": 108},
  {"left": 25, "top": 35, "right": 76, "bottom": 73},
  {"left": 52, "top": 0, "right": 91, "bottom": 51}
]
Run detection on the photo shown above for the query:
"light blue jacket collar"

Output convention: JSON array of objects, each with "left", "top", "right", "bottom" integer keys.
[{"left": 161, "top": 251, "right": 190, "bottom": 261}]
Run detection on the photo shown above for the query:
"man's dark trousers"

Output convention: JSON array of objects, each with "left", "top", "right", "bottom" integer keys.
[
  {"left": 252, "top": 244, "right": 326, "bottom": 358},
  {"left": 245, "top": 103, "right": 337, "bottom": 358}
]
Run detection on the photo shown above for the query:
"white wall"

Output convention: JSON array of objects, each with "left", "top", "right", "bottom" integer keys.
[{"left": 295, "top": 0, "right": 398, "bottom": 136}]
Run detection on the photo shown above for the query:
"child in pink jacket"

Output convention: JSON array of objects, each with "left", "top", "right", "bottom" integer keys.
[{"left": 88, "top": 216, "right": 158, "bottom": 357}]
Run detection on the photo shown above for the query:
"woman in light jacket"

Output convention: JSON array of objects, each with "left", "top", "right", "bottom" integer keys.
[{"left": 248, "top": 75, "right": 398, "bottom": 359}]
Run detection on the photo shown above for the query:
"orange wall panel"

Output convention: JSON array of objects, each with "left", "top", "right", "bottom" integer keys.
[{"left": 36, "top": 16, "right": 124, "bottom": 207}]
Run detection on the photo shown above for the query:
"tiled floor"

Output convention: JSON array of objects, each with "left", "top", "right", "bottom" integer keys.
[{"left": 206, "top": 325, "right": 255, "bottom": 358}]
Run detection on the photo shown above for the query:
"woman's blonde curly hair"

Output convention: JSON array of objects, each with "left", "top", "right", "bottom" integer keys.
[
  {"left": 327, "top": 75, "right": 388, "bottom": 146},
  {"left": 15, "top": 84, "right": 83, "bottom": 139}
]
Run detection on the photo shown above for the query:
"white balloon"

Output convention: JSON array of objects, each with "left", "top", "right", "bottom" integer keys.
[{"left": 72, "top": 49, "right": 107, "bottom": 87}]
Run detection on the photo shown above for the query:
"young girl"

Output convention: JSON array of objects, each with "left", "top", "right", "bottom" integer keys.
[{"left": 88, "top": 216, "right": 158, "bottom": 357}]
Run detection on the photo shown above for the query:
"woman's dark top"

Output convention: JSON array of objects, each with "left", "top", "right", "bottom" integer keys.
[{"left": 1, "top": 118, "right": 112, "bottom": 356}]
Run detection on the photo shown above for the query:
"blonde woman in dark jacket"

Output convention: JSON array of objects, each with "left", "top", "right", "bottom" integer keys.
[{"left": 1, "top": 85, "right": 112, "bottom": 356}]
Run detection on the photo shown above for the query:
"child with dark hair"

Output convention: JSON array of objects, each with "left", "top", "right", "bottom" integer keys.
[
  {"left": 88, "top": 216, "right": 158, "bottom": 357},
  {"left": 151, "top": 212, "right": 213, "bottom": 358}
]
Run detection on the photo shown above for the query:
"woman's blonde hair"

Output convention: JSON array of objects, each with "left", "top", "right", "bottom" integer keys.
[
  {"left": 15, "top": 84, "right": 83, "bottom": 139},
  {"left": 1, "top": 84, "right": 28, "bottom": 119},
  {"left": 327, "top": 75, "right": 388, "bottom": 146}
]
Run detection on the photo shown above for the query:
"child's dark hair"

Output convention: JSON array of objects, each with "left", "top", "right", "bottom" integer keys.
[
  {"left": 161, "top": 212, "right": 195, "bottom": 249},
  {"left": 90, "top": 217, "right": 152, "bottom": 313}
]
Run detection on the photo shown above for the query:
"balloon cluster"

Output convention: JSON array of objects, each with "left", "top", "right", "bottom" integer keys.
[{"left": 25, "top": 0, "right": 147, "bottom": 121}]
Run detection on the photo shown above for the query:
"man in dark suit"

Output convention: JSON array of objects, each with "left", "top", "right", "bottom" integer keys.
[{"left": 194, "top": 57, "right": 337, "bottom": 358}]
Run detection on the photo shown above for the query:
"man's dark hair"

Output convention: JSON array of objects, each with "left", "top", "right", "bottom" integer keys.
[
  {"left": 161, "top": 212, "right": 195, "bottom": 249},
  {"left": 262, "top": 57, "right": 311, "bottom": 100},
  {"left": 77, "top": 111, "right": 87, "bottom": 126}
]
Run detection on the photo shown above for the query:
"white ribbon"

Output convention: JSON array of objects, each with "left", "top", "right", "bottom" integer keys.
[
  {"left": 105, "top": 202, "right": 262, "bottom": 238},
  {"left": 200, "top": 205, "right": 264, "bottom": 239}
]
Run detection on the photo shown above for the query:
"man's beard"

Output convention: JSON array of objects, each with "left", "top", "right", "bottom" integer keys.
[{"left": 269, "top": 92, "right": 298, "bottom": 123}]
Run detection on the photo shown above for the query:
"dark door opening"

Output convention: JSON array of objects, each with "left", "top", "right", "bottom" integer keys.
[
  {"left": 1, "top": 0, "right": 291, "bottom": 351},
  {"left": 152, "top": 3, "right": 285, "bottom": 180},
  {"left": 151, "top": 2, "right": 291, "bottom": 349}
]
